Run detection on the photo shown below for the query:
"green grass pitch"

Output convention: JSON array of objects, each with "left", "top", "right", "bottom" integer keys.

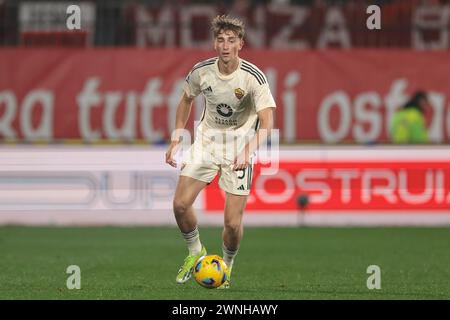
[{"left": 0, "top": 226, "right": 449, "bottom": 299}]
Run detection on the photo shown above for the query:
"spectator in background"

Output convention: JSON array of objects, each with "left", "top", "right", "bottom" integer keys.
[{"left": 390, "top": 90, "right": 429, "bottom": 144}]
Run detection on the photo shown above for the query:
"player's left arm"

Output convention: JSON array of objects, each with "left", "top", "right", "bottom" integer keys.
[{"left": 233, "top": 107, "right": 274, "bottom": 171}]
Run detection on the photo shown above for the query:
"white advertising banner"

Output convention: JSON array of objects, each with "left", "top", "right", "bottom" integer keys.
[{"left": 1, "top": 145, "right": 450, "bottom": 226}]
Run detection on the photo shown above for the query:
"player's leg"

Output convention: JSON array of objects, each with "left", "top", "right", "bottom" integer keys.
[
  {"left": 222, "top": 192, "right": 248, "bottom": 266},
  {"left": 218, "top": 192, "right": 248, "bottom": 289},
  {"left": 217, "top": 162, "right": 254, "bottom": 289},
  {"left": 173, "top": 175, "right": 207, "bottom": 234},
  {"left": 173, "top": 175, "right": 208, "bottom": 284},
  {"left": 174, "top": 161, "right": 219, "bottom": 284}
]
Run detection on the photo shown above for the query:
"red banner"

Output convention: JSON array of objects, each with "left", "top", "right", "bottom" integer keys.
[
  {"left": 205, "top": 160, "right": 450, "bottom": 212},
  {"left": 1, "top": 49, "right": 450, "bottom": 143},
  {"left": 124, "top": 3, "right": 449, "bottom": 50}
]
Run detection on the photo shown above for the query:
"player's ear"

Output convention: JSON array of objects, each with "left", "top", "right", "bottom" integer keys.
[{"left": 239, "top": 38, "right": 244, "bottom": 50}]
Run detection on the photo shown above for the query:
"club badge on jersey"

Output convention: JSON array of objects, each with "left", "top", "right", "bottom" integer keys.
[{"left": 234, "top": 88, "right": 245, "bottom": 100}]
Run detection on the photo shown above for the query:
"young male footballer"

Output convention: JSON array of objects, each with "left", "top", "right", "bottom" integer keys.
[{"left": 165, "top": 15, "right": 276, "bottom": 289}]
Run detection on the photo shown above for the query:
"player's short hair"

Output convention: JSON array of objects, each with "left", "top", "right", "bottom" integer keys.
[{"left": 211, "top": 15, "right": 245, "bottom": 39}]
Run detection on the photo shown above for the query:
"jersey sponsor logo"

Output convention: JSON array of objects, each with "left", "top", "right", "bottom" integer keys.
[
  {"left": 214, "top": 117, "right": 237, "bottom": 126},
  {"left": 216, "top": 103, "right": 233, "bottom": 118},
  {"left": 234, "top": 88, "right": 245, "bottom": 100},
  {"left": 238, "top": 185, "right": 245, "bottom": 190}
]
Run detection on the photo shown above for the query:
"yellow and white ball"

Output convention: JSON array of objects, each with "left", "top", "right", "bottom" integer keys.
[{"left": 193, "top": 255, "right": 228, "bottom": 289}]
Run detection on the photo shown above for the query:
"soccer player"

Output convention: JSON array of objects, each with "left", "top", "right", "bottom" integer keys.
[{"left": 165, "top": 15, "right": 276, "bottom": 289}]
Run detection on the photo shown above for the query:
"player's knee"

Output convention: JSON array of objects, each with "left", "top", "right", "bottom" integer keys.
[
  {"left": 173, "top": 199, "right": 189, "bottom": 216},
  {"left": 224, "top": 220, "right": 241, "bottom": 234}
]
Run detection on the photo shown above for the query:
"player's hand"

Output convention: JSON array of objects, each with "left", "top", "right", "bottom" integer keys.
[
  {"left": 165, "top": 140, "right": 180, "bottom": 168},
  {"left": 233, "top": 149, "right": 250, "bottom": 171}
]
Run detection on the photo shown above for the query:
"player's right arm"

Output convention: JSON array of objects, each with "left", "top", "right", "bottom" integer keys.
[
  {"left": 165, "top": 65, "right": 201, "bottom": 167},
  {"left": 165, "top": 92, "right": 195, "bottom": 167}
]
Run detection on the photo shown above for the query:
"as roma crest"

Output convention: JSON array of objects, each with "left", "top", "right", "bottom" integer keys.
[{"left": 234, "top": 88, "right": 245, "bottom": 100}]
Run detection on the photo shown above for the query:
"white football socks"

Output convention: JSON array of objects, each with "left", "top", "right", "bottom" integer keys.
[
  {"left": 181, "top": 226, "right": 202, "bottom": 255},
  {"left": 222, "top": 243, "right": 239, "bottom": 269}
]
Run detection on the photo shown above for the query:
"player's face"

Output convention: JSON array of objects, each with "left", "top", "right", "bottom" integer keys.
[{"left": 214, "top": 30, "right": 243, "bottom": 63}]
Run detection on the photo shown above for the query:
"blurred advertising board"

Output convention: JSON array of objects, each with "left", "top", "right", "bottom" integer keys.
[
  {"left": 1, "top": 49, "right": 450, "bottom": 144},
  {"left": 0, "top": 146, "right": 449, "bottom": 226}
]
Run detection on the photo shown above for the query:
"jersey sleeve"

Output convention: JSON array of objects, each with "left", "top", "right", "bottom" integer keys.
[
  {"left": 183, "top": 67, "right": 202, "bottom": 99},
  {"left": 253, "top": 81, "right": 276, "bottom": 113}
]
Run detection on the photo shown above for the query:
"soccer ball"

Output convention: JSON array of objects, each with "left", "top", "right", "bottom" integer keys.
[{"left": 193, "top": 255, "right": 228, "bottom": 289}]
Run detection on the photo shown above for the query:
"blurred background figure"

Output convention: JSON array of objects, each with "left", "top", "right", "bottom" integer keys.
[{"left": 390, "top": 91, "right": 429, "bottom": 144}]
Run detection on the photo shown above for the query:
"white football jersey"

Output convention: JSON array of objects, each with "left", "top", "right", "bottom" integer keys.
[{"left": 183, "top": 57, "right": 276, "bottom": 161}]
